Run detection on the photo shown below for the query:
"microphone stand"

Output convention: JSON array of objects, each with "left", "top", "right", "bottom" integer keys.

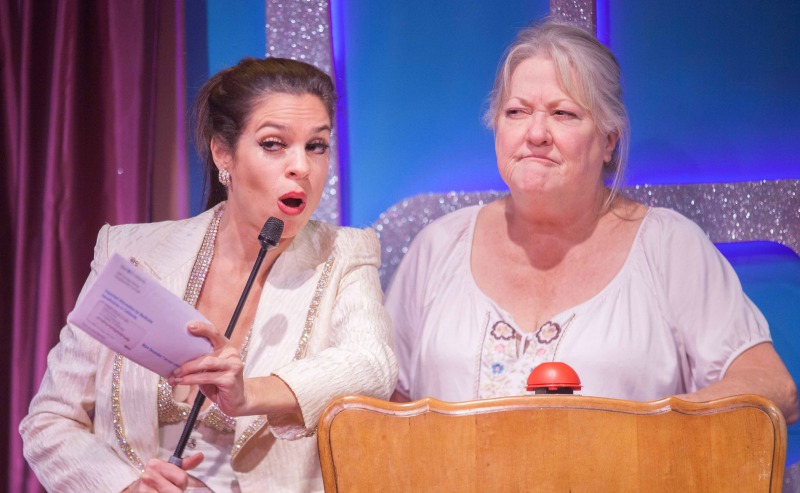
[{"left": 169, "top": 217, "right": 284, "bottom": 467}]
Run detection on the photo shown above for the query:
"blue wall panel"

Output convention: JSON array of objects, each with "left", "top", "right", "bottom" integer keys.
[
  {"left": 609, "top": 1, "right": 800, "bottom": 185},
  {"left": 721, "top": 242, "right": 800, "bottom": 464},
  {"left": 339, "top": 1, "right": 549, "bottom": 226}
]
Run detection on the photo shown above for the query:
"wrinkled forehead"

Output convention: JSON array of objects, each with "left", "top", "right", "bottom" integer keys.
[
  {"left": 510, "top": 50, "right": 591, "bottom": 112},
  {"left": 245, "top": 91, "right": 332, "bottom": 127}
]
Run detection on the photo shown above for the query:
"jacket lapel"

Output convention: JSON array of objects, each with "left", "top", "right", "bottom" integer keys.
[
  {"left": 134, "top": 207, "right": 218, "bottom": 295},
  {"left": 116, "top": 207, "right": 219, "bottom": 465}
]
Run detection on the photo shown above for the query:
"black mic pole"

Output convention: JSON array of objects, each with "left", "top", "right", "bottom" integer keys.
[{"left": 169, "top": 217, "right": 284, "bottom": 467}]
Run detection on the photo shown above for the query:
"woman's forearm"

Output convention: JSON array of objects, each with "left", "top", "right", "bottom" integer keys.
[
  {"left": 677, "top": 343, "right": 799, "bottom": 423},
  {"left": 242, "top": 375, "right": 302, "bottom": 417}
]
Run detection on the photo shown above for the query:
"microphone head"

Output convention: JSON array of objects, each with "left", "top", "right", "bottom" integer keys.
[{"left": 258, "top": 217, "right": 284, "bottom": 250}]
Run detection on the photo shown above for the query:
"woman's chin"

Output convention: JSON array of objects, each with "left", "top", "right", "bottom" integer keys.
[
  {"left": 279, "top": 214, "right": 312, "bottom": 238},
  {"left": 507, "top": 179, "right": 554, "bottom": 197}
]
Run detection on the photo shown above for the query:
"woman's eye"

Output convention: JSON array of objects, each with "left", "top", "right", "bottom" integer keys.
[
  {"left": 504, "top": 108, "right": 526, "bottom": 118},
  {"left": 554, "top": 110, "right": 577, "bottom": 118},
  {"left": 259, "top": 139, "right": 286, "bottom": 152},
  {"left": 306, "top": 142, "right": 329, "bottom": 155}
]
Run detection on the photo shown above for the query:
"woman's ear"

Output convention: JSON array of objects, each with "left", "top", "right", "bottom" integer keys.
[
  {"left": 210, "top": 137, "right": 232, "bottom": 170},
  {"left": 603, "top": 130, "right": 619, "bottom": 164}
]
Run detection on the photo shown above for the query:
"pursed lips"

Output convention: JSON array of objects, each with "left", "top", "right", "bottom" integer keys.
[{"left": 517, "top": 154, "right": 557, "bottom": 165}]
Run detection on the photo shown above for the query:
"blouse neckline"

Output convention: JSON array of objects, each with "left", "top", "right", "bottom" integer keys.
[{"left": 462, "top": 204, "right": 653, "bottom": 329}]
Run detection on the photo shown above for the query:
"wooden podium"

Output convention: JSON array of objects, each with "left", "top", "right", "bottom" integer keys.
[{"left": 318, "top": 394, "right": 786, "bottom": 492}]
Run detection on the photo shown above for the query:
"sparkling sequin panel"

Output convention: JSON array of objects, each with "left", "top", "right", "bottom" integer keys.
[
  {"left": 266, "top": 0, "right": 340, "bottom": 225},
  {"left": 551, "top": 0, "right": 595, "bottom": 32},
  {"left": 373, "top": 180, "right": 800, "bottom": 289}
]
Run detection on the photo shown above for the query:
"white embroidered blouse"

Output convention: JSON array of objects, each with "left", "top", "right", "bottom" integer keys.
[{"left": 386, "top": 205, "right": 771, "bottom": 402}]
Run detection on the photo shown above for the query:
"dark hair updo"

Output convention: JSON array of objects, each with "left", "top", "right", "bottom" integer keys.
[{"left": 192, "top": 57, "right": 337, "bottom": 209}]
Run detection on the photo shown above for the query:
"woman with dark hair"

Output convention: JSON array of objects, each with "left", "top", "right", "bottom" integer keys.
[
  {"left": 385, "top": 19, "right": 797, "bottom": 422},
  {"left": 21, "top": 57, "right": 397, "bottom": 492}
]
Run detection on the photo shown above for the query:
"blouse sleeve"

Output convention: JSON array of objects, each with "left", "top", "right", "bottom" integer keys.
[
  {"left": 18, "top": 225, "right": 141, "bottom": 492},
  {"left": 383, "top": 225, "right": 434, "bottom": 398},
  {"left": 383, "top": 208, "right": 474, "bottom": 399},
  {"left": 652, "top": 210, "right": 771, "bottom": 392},
  {"left": 269, "top": 228, "right": 398, "bottom": 439}
]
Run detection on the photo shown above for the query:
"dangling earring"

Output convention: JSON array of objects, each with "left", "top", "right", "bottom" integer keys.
[{"left": 218, "top": 168, "right": 231, "bottom": 187}]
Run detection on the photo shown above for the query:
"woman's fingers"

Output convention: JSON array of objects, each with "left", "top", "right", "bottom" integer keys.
[
  {"left": 187, "top": 320, "right": 227, "bottom": 350},
  {"left": 170, "top": 321, "right": 238, "bottom": 383},
  {"left": 169, "top": 351, "right": 242, "bottom": 384},
  {"left": 167, "top": 322, "right": 249, "bottom": 416},
  {"left": 181, "top": 452, "right": 205, "bottom": 471},
  {"left": 136, "top": 457, "right": 197, "bottom": 492}
]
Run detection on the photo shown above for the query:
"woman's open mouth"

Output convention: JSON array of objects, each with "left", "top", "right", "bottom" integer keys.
[{"left": 278, "top": 192, "right": 306, "bottom": 215}]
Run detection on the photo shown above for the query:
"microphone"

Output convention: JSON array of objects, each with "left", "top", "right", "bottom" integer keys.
[{"left": 169, "top": 216, "right": 284, "bottom": 467}]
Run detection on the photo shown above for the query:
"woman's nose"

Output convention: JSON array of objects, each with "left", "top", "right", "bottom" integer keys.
[
  {"left": 286, "top": 149, "right": 310, "bottom": 178},
  {"left": 525, "top": 113, "right": 551, "bottom": 145}
]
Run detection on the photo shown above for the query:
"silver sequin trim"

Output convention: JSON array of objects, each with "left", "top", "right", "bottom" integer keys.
[
  {"left": 109, "top": 252, "right": 168, "bottom": 470},
  {"left": 111, "top": 206, "right": 236, "bottom": 471},
  {"left": 112, "top": 354, "right": 144, "bottom": 471},
  {"left": 295, "top": 256, "right": 335, "bottom": 361},
  {"left": 230, "top": 416, "right": 267, "bottom": 460},
  {"left": 184, "top": 206, "right": 223, "bottom": 307},
  {"left": 155, "top": 206, "right": 246, "bottom": 433}
]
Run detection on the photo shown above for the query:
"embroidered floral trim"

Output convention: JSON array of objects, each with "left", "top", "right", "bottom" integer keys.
[
  {"left": 490, "top": 321, "right": 515, "bottom": 341},
  {"left": 535, "top": 321, "right": 562, "bottom": 344},
  {"left": 478, "top": 314, "right": 576, "bottom": 399},
  {"left": 112, "top": 354, "right": 144, "bottom": 471}
]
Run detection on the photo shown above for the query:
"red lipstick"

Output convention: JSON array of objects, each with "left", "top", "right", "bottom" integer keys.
[{"left": 277, "top": 191, "right": 306, "bottom": 216}]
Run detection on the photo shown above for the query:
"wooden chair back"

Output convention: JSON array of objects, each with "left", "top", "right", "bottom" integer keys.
[{"left": 318, "top": 394, "right": 786, "bottom": 492}]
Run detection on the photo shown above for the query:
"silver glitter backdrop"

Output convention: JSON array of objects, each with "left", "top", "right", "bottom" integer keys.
[
  {"left": 266, "top": 0, "right": 341, "bottom": 224},
  {"left": 551, "top": 0, "right": 595, "bottom": 32},
  {"left": 374, "top": 181, "right": 800, "bottom": 289}
]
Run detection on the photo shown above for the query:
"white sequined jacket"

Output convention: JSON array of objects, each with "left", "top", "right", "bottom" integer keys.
[{"left": 20, "top": 205, "right": 398, "bottom": 492}]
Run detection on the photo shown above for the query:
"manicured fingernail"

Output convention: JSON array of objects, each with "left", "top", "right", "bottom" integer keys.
[{"left": 173, "top": 368, "right": 182, "bottom": 377}]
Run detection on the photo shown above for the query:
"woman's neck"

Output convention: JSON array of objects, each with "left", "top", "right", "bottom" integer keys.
[
  {"left": 214, "top": 203, "right": 292, "bottom": 281},
  {"left": 503, "top": 186, "right": 611, "bottom": 244}
]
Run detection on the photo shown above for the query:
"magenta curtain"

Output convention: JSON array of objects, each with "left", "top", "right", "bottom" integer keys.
[{"left": 1, "top": 1, "right": 186, "bottom": 491}]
